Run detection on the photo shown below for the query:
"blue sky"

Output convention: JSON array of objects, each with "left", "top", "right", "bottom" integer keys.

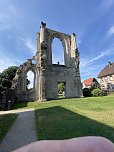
[{"left": 0, "top": 0, "right": 114, "bottom": 81}]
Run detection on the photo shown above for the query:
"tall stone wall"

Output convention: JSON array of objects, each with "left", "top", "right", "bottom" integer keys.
[
  {"left": 45, "top": 65, "right": 82, "bottom": 99},
  {"left": 12, "top": 22, "right": 83, "bottom": 102}
]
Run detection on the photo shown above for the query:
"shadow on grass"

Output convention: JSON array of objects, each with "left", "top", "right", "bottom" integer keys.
[
  {"left": 0, "top": 114, "right": 18, "bottom": 143},
  {"left": 35, "top": 106, "right": 114, "bottom": 142},
  {"left": 11, "top": 102, "right": 28, "bottom": 109}
]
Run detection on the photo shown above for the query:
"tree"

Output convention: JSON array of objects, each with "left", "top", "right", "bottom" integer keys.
[
  {"left": 58, "top": 82, "right": 65, "bottom": 94},
  {"left": 26, "top": 79, "right": 30, "bottom": 91},
  {"left": 0, "top": 66, "right": 18, "bottom": 88},
  {"left": 0, "top": 85, "right": 5, "bottom": 92},
  {"left": 92, "top": 88, "right": 103, "bottom": 97},
  {"left": 83, "top": 88, "right": 92, "bottom": 97}
]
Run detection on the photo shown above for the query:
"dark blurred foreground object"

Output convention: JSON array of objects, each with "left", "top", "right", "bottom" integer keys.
[{"left": 13, "top": 136, "right": 114, "bottom": 152}]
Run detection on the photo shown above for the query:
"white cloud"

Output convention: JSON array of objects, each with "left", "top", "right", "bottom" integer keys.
[
  {"left": 0, "top": 54, "right": 23, "bottom": 72},
  {"left": 80, "top": 63, "right": 102, "bottom": 81},
  {"left": 0, "top": 44, "right": 23, "bottom": 72},
  {"left": 89, "top": 51, "right": 110, "bottom": 62},
  {"left": 0, "top": 54, "right": 16, "bottom": 72},
  {"left": 80, "top": 49, "right": 113, "bottom": 67},
  {"left": 20, "top": 38, "right": 36, "bottom": 55},
  {"left": 80, "top": 48, "right": 114, "bottom": 80},
  {"left": 107, "top": 26, "right": 114, "bottom": 37}
]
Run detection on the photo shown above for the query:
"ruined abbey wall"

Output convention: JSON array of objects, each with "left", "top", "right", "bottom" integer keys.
[{"left": 12, "top": 22, "right": 83, "bottom": 102}]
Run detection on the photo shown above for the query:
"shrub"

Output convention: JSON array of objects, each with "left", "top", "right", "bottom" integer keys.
[
  {"left": 92, "top": 88, "right": 103, "bottom": 97},
  {"left": 102, "top": 90, "right": 107, "bottom": 96},
  {"left": 83, "top": 88, "right": 92, "bottom": 97}
]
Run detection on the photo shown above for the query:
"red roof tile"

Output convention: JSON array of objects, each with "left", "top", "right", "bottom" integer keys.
[{"left": 83, "top": 78, "right": 94, "bottom": 86}]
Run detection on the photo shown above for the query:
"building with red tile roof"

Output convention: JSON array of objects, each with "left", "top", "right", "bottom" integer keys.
[{"left": 82, "top": 78, "right": 99, "bottom": 89}]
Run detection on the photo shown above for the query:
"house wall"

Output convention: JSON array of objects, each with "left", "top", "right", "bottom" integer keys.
[{"left": 99, "top": 74, "right": 114, "bottom": 91}]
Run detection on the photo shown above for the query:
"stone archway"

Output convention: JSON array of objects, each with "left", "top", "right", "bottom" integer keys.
[
  {"left": 25, "top": 69, "right": 36, "bottom": 91},
  {"left": 12, "top": 59, "right": 39, "bottom": 102},
  {"left": 37, "top": 22, "right": 83, "bottom": 100},
  {"left": 12, "top": 22, "right": 83, "bottom": 102}
]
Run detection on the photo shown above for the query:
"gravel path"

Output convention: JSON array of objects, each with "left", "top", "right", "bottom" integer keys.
[
  {"left": 0, "top": 108, "right": 35, "bottom": 115},
  {"left": 0, "top": 109, "right": 37, "bottom": 152}
]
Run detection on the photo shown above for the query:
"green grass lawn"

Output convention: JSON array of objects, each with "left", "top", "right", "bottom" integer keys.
[
  {"left": 0, "top": 114, "right": 18, "bottom": 143},
  {"left": 12, "top": 96, "right": 114, "bottom": 142}
]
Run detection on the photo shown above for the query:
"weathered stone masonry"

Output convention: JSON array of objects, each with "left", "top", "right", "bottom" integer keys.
[{"left": 12, "top": 22, "right": 83, "bottom": 102}]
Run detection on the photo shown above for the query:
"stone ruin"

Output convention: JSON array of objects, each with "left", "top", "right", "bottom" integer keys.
[{"left": 12, "top": 22, "right": 83, "bottom": 102}]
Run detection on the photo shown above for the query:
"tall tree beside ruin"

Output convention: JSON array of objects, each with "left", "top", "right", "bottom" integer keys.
[{"left": 0, "top": 66, "right": 18, "bottom": 88}]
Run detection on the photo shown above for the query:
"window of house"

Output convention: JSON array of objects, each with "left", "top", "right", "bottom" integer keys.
[
  {"left": 110, "top": 76, "right": 113, "bottom": 81},
  {"left": 100, "top": 79, "right": 103, "bottom": 83},
  {"left": 111, "top": 84, "right": 114, "bottom": 89}
]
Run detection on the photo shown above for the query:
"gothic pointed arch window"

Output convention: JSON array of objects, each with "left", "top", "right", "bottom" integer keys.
[
  {"left": 52, "top": 38, "right": 65, "bottom": 65},
  {"left": 26, "top": 70, "right": 35, "bottom": 91}
]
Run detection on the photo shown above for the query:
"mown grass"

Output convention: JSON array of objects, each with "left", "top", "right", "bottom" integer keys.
[
  {"left": 107, "top": 92, "right": 114, "bottom": 96},
  {"left": 0, "top": 114, "right": 18, "bottom": 143},
  {"left": 12, "top": 96, "right": 114, "bottom": 142}
]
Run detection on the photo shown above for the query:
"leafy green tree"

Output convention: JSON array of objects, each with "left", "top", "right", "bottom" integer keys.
[
  {"left": 58, "top": 82, "right": 65, "bottom": 93},
  {"left": 1, "top": 78, "right": 12, "bottom": 88},
  {"left": 0, "top": 66, "right": 17, "bottom": 80},
  {"left": 0, "top": 66, "right": 18, "bottom": 88}
]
